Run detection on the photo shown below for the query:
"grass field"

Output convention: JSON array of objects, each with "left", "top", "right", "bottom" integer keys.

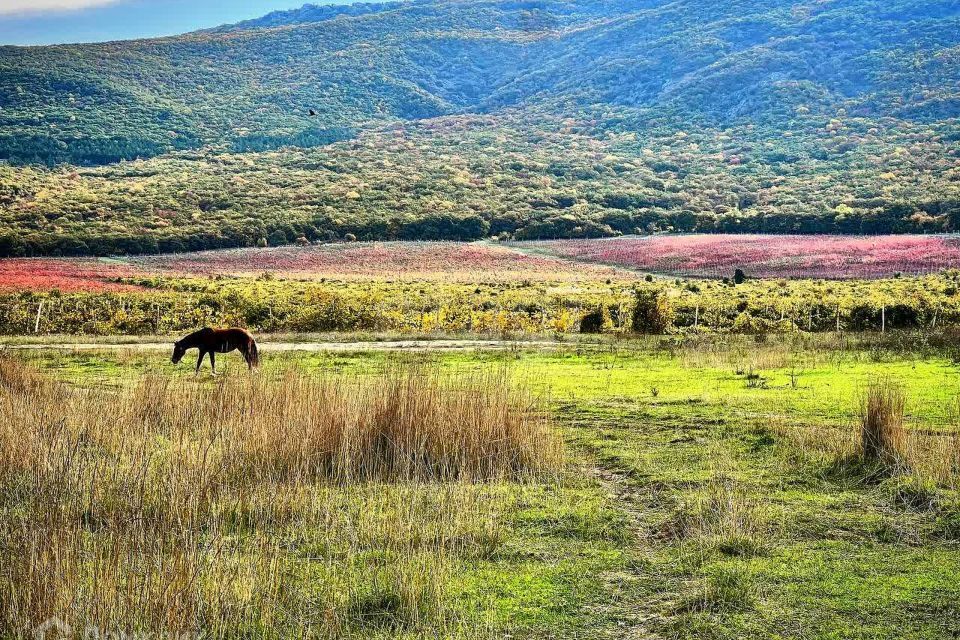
[{"left": 4, "top": 335, "right": 959, "bottom": 638}]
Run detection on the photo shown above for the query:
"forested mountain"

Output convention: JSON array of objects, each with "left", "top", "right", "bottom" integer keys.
[
  {"left": 4, "top": 0, "right": 959, "bottom": 164},
  {"left": 1, "top": 0, "right": 959, "bottom": 255}
]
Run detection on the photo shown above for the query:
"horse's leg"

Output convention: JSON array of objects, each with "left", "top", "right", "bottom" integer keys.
[
  {"left": 209, "top": 351, "right": 217, "bottom": 375},
  {"left": 195, "top": 350, "right": 205, "bottom": 375}
]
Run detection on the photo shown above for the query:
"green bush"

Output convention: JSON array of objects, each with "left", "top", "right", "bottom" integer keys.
[{"left": 631, "top": 289, "right": 674, "bottom": 334}]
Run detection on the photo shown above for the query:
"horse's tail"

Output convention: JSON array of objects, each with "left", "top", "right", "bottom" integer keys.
[{"left": 248, "top": 338, "right": 260, "bottom": 369}]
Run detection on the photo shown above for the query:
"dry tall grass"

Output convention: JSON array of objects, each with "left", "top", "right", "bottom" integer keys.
[
  {"left": 860, "top": 380, "right": 907, "bottom": 466},
  {"left": 0, "top": 356, "right": 562, "bottom": 637},
  {"left": 773, "top": 379, "right": 960, "bottom": 491}
]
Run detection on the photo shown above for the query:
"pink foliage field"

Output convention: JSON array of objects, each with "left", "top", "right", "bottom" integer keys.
[
  {"left": 518, "top": 235, "right": 960, "bottom": 280},
  {"left": 133, "top": 241, "right": 629, "bottom": 281},
  {"left": 0, "top": 259, "right": 145, "bottom": 292},
  {"left": 6, "top": 236, "right": 946, "bottom": 290}
]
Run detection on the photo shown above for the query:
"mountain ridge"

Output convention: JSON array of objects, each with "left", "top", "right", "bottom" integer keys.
[
  {"left": 217, "top": 1, "right": 410, "bottom": 32},
  {"left": 0, "top": 0, "right": 958, "bottom": 255},
  {"left": 2, "top": 0, "right": 957, "bottom": 165}
]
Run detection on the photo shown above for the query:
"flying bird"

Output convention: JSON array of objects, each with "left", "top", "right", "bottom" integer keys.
[{"left": 308, "top": 109, "right": 317, "bottom": 116}]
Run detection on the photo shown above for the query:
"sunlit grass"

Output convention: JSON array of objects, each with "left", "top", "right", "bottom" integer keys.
[
  {"left": 0, "top": 356, "right": 571, "bottom": 638},
  {"left": 7, "top": 335, "right": 960, "bottom": 638}
]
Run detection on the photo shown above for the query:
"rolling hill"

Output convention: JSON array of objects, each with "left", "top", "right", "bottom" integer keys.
[{"left": 0, "top": 0, "right": 959, "bottom": 255}]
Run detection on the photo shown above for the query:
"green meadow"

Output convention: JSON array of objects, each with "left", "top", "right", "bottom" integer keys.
[{"left": 6, "top": 335, "right": 958, "bottom": 638}]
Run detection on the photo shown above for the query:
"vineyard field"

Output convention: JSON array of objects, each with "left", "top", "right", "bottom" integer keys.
[
  {"left": 0, "top": 259, "right": 145, "bottom": 292},
  {"left": 130, "top": 241, "right": 629, "bottom": 281},
  {"left": 6, "top": 236, "right": 960, "bottom": 293},
  {"left": 517, "top": 235, "right": 960, "bottom": 280}
]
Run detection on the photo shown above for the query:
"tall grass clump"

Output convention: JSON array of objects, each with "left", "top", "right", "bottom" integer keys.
[
  {"left": 860, "top": 379, "right": 906, "bottom": 467},
  {"left": 777, "top": 378, "right": 960, "bottom": 492},
  {"left": 0, "top": 356, "right": 561, "bottom": 637}
]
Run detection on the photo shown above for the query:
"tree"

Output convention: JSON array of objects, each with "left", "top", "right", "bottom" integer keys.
[
  {"left": 631, "top": 289, "right": 674, "bottom": 334},
  {"left": 0, "top": 233, "right": 25, "bottom": 257}
]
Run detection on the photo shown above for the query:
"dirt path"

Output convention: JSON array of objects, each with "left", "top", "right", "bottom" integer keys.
[
  {"left": 0, "top": 339, "right": 570, "bottom": 353},
  {"left": 561, "top": 401, "right": 683, "bottom": 638}
]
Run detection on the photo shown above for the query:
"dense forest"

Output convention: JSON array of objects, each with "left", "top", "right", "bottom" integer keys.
[{"left": 1, "top": 0, "right": 959, "bottom": 255}]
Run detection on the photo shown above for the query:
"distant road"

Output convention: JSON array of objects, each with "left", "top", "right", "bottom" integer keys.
[{"left": 1, "top": 339, "right": 570, "bottom": 353}]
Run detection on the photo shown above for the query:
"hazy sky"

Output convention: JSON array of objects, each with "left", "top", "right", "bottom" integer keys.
[{"left": 0, "top": 0, "right": 354, "bottom": 46}]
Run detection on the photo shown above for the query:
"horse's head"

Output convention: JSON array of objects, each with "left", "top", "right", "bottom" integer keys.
[{"left": 171, "top": 341, "right": 186, "bottom": 364}]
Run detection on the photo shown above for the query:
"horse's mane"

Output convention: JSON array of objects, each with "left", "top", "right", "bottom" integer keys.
[{"left": 177, "top": 327, "right": 214, "bottom": 346}]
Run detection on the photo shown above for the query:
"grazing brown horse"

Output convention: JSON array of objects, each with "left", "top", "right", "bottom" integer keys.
[{"left": 172, "top": 327, "right": 259, "bottom": 374}]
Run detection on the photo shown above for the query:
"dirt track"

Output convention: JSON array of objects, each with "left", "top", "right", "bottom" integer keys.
[{"left": 1, "top": 339, "right": 567, "bottom": 353}]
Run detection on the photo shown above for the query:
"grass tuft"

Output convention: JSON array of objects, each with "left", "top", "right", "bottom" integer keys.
[
  {"left": 678, "top": 566, "right": 757, "bottom": 613},
  {"left": 860, "top": 379, "right": 906, "bottom": 467},
  {"left": 890, "top": 476, "right": 940, "bottom": 511},
  {"left": 663, "top": 448, "right": 772, "bottom": 559}
]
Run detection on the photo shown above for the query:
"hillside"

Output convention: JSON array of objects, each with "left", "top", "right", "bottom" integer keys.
[
  {"left": 1, "top": 0, "right": 959, "bottom": 255},
  {"left": 4, "top": 0, "right": 958, "bottom": 164}
]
